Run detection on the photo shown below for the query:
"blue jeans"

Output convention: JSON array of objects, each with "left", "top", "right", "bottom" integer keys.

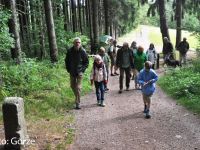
[{"left": 94, "top": 81, "right": 105, "bottom": 101}]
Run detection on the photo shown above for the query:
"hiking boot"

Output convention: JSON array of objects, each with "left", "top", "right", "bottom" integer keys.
[
  {"left": 75, "top": 104, "right": 81, "bottom": 110},
  {"left": 145, "top": 110, "right": 151, "bottom": 119},
  {"left": 118, "top": 90, "right": 122, "bottom": 94}
]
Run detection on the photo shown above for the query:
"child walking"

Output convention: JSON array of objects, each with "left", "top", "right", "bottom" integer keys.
[
  {"left": 90, "top": 55, "right": 107, "bottom": 107},
  {"left": 138, "top": 61, "right": 158, "bottom": 118}
]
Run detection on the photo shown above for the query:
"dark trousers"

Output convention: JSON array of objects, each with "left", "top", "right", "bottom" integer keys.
[
  {"left": 119, "top": 67, "right": 131, "bottom": 90},
  {"left": 94, "top": 81, "right": 105, "bottom": 101}
]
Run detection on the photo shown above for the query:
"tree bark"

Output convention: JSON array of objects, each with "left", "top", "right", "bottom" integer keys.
[
  {"left": 78, "top": 0, "right": 82, "bottom": 34},
  {"left": 91, "top": 0, "right": 99, "bottom": 54},
  {"left": 104, "top": 0, "right": 109, "bottom": 35},
  {"left": 158, "top": 0, "right": 170, "bottom": 42},
  {"left": 175, "top": 0, "right": 182, "bottom": 48},
  {"left": 44, "top": 0, "right": 58, "bottom": 63},
  {"left": 5, "top": 0, "right": 21, "bottom": 63},
  {"left": 71, "top": 0, "right": 77, "bottom": 32}
]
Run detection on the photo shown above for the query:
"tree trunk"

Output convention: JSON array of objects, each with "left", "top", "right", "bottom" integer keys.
[
  {"left": 78, "top": 0, "right": 82, "bottom": 34},
  {"left": 5, "top": 0, "right": 21, "bottom": 63},
  {"left": 43, "top": 0, "right": 58, "bottom": 63},
  {"left": 91, "top": 0, "right": 99, "bottom": 54},
  {"left": 71, "top": 0, "right": 77, "bottom": 32},
  {"left": 104, "top": 0, "right": 109, "bottom": 35},
  {"left": 175, "top": 0, "right": 182, "bottom": 48},
  {"left": 158, "top": 0, "right": 170, "bottom": 42},
  {"left": 63, "top": 0, "right": 69, "bottom": 31}
]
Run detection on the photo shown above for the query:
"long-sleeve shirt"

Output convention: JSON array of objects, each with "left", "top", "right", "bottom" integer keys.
[{"left": 138, "top": 69, "right": 158, "bottom": 95}]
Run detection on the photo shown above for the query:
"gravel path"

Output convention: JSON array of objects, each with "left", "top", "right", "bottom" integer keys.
[
  {"left": 69, "top": 26, "right": 200, "bottom": 150},
  {"left": 69, "top": 73, "right": 200, "bottom": 150}
]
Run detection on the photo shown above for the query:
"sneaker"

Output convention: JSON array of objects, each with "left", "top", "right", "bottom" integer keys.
[
  {"left": 105, "top": 88, "right": 109, "bottom": 91},
  {"left": 118, "top": 90, "right": 122, "bottom": 94},
  {"left": 126, "top": 87, "right": 129, "bottom": 91},
  {"left": 111, "top": 73, "right": 115, "bottom": 76},
  {"left": 101, "top": 102, "right": 106, "bottom": 107},
  {"left": 97, "top": 101, "right": 101, "bottom": 106}
]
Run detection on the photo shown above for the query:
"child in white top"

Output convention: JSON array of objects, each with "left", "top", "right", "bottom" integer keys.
[{"left": 90, "top": 55, "right": 107, "bottom": 106}]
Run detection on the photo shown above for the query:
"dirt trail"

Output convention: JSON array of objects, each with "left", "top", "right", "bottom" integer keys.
[
  {"left": 69, "top": 73, "right": 200, "bottom": 150},
  {"left": 69, "top": 26, "right": 200, "bottom": 150}
]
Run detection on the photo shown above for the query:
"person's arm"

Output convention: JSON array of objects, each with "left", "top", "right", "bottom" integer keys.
[
  {"left": 138, "top": 71, "right": 144, "bottom": 85},
  {"left": 65, "top": 49, "right": 70, "bottom": 73},
  {"left": 81, "top": 49, "right": 89, "bottom": 73}
]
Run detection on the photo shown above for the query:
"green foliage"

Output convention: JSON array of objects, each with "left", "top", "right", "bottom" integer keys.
[
  {"left": 0, "top": 9, "right": 14, "bottom": 59},
  {"left": 54, "top": 17, "right": 90, "bottom": 55},
  {"left": 0, "top": 57, "right": 92, "bottom": 119},
  {"left": 158, "top": 59, "right": 200, "bottom": 114}
]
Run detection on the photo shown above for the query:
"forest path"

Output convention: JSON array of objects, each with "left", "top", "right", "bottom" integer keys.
[
  {"left": 69, "top": 26, "right": 200, "bottom": 150},
  {"left": 69, "top": 75, "right": 200, "bottom": 150}
]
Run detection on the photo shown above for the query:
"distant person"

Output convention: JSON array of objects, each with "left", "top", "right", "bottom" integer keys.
[
  {"left": 65, "top": 37, "right": 89, "bottom": 109},
  {"left": 116, "top": 42, "right": 134, "bottom": 93},
  {"left": 162, "top": 37, "right": 174, "bottom": 63},
  {"left": 146, "top": 43, "right": 157, "bottom": 69},
  {"left": 177, "top": 37, "right": 190, "bottom": 65},
  {"left": 90, "top": 55, "right": 107, "bottom": 107},
  {"left": 107, "top": 39, "right": 119, "bottom": 76},
  {"left": 98, "top": 47, "right": 110, "bottom": 91},
  {"left": 133, "top": 46, "right": 147, "bottom": 89},
  {"left": 130, "top": 41, "right": 138, "bottom": 80},
  {"left": 138, "top": 61, "right": 158, "bottom": 119}
]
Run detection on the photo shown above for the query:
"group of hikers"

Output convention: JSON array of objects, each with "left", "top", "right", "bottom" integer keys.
[{"left": 65, "top": 36, "right": 190, "bottom": 119}]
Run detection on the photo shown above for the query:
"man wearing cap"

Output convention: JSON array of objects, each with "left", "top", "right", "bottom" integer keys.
[{"left": 65, "top": 37, "right": 89, "bottom": 109}]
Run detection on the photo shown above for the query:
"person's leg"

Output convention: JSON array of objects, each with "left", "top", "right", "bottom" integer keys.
[
  {"left": 183, "top": 53, "right": 187, "bottom": 65},
  {"left": 142, "top": 94, "right": 148, "bottom": 113},
  {"left": 70, "top": 75, "right": 79, "bottom": 108},
  {"left": 179, "top": 52, "right": 183, "bottom": 64},
  {"left": 105, "top": 66, "right": 109, "bottom": 91},
  {"left": 134, "top": 70, "right": 139, "bottom": 89},
  {"left": 125, "top": 67, "right": 131, "bottom": 90},
  {"left": 119, "top": 68, "right": 125, "bottom": 93},
  {"left": 110, "top": 57, "right": 115, "bottom": 76},
  {"left": 99, "top": 81, "right": 105, "bottom": 106},
  {"left": 94, "top": 81, "right": 101, "bottom": 105},
  {"left": 74, "top": 75, "right": 83, "bottom": 108},
  {"left": 143, "top": 94, "right": 152, "bottom": 118}
]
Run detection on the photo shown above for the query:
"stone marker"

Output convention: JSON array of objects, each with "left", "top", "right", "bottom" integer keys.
[{"left": 2, "top": 97, "right": 28, "bottom": 150}]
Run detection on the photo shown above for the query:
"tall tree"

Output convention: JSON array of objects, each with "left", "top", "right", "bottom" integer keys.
[
  {"left": 5, "top": 0, "right": 21, "bottom": 62},
  {"left": 71, "top": 0, "right": 77, "bottom": 32},
  {"left": 175, "top": 0, "right": 182, "bottom": 48},
  {"left": 44, "top": 0, "right": 58, "bottom": 63},
  {"left": 158, "top": 0, "right": 170, "bottom": 41},
  {"left": 91, "top": 0, "right": 99, "bottom": 54},
  {"left": 103, "top": 0, "right": 109, "bottom": 35}
]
